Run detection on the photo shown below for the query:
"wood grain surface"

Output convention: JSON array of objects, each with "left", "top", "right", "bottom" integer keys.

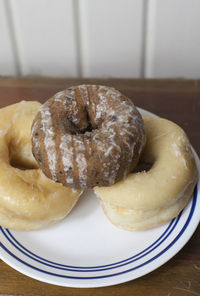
[{"left": 0, "top": 77, "right": 199, "bottom": 296}]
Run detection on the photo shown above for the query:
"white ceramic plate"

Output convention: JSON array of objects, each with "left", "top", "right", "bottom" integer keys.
[{"left": 0, "top": 108, "right": 199, "bottom": 288}]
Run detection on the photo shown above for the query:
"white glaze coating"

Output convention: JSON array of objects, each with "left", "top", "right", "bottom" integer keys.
[
  {"left": 0, "top": 101, "right": 82, "bottom": 230},
  {"left": 95, "top": 117, "right": 198, "bottom": 231}
]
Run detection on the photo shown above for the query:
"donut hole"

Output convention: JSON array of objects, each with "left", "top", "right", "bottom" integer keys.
[
  {"left": 74, "top": 112, "right": 93, "bottom": 135},
  {"left": 132, "top": 161, "right": 153, "bottom": 173},
  {"left": 10, "top": 158, "right": 38, "bottom": 170},
  {"left": 9, "top": 144, "right": 39, "bottom": 170},
  {"left": 77, "top": 122, "right": 93, "bottom": 135},
  {"left": 63, "top": 116, "right": 93, "bottom": 136},
  {"left": 84, "top": 111, "right": 93, "bottom": 133}
]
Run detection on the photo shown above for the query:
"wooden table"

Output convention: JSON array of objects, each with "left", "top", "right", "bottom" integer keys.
[{"left": 0, "top": 77, "right": 199, "bottom": 296}]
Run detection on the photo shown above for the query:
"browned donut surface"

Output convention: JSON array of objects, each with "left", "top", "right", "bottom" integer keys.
[{"left": 31, "top": 85, "right": 145, "bottom": 189}]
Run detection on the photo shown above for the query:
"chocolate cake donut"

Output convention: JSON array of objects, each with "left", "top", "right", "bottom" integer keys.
[{"left": 31, "top": 85, "right": 145, "bottom": 189}]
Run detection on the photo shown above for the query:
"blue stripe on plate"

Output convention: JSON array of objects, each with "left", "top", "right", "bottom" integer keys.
[
  {"left": 0, "top": 185, "right": 197, "bottom": 279},
  {"left": 0, "top": 216, "right": 178, "bottom": 272},
  {"left": 2, "top": 215, "right": 176, "bottom": 270}
]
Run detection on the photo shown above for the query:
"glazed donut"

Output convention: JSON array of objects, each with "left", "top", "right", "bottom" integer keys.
[
  {"left": 94, "top": 117, "right": 198, "bottom": 231},
  {"left": 31, "top": 85, "right": 146, "bottom": 190},
  {"left": 0, "top": 101, "right": 82, "bottom": 230}
]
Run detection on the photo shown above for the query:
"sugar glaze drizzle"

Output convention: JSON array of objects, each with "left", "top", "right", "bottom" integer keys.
[
  {"left": 39, "top": 103, "right": 57, "bottom": 181},
  {"left": 32, "top": 85, "right": 145, "bottom": 189}
]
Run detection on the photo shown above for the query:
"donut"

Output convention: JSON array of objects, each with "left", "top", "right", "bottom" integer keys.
[
  {"left": 94, "top": 117, "right": 198, "bottom": 231},
  {"left": 0, "top": 101, "right": 82, "bottom": 230},
  {"left": 31, "top": 85, "right": 146, "bottom": 190}
]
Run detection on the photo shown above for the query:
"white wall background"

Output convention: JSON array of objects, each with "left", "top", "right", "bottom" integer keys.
[{"left": 0, "top": 0, "right": 200, "bottom": 78}]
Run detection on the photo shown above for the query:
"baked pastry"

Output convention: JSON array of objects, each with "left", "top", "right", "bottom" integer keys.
[
  {"left": 31, "top": 85, "right": 146, "bottom": 190},
  {"left": 94, "top": 117, "right": 198, "bottom": 231},
  {"left": 0, "top": 101, "right": 82, "bottom": 230}
]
